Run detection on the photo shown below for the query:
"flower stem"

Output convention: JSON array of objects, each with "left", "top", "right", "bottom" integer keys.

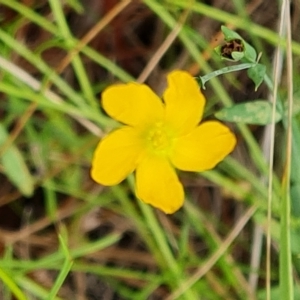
[{"left": 198, "top": 62, "right": 256, "bottom": 89}]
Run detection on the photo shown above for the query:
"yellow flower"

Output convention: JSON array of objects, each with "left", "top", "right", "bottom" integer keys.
[{"left": 91, "top": 70, "right": 236, "bottom": 214}]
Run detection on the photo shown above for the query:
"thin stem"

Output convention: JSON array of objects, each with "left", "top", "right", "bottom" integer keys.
[{"left": 198, "top": 63, "right": 256, "bottom": 89}]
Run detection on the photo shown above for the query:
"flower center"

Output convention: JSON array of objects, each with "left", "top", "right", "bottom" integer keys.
[{"left": 145, "top": 122, "right": 174, "bottom": 156}]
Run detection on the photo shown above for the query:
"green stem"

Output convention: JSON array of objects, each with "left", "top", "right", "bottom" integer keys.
[
  {"left": 198, "top": 63, "right": 256, "bottom": 89},
  {"left": 139, "top": 203, "right": 198, "bottom": 300}
]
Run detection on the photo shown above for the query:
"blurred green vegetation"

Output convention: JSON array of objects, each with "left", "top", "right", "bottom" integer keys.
[{"left": 0, "top": 0, "right": 300, "bottom": 299}]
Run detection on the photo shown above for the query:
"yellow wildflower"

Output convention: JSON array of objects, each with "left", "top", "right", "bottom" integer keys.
[{"left": 91, "top": 70, "right": 236, "bottom": 214}]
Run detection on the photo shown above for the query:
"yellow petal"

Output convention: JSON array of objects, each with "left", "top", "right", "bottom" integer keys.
[
  {"left": 135, "top": 155, "right": 184, "bottom": 214},
  {"left": 91, "top": 127, "right": 143, "bottom": 185},
  {"left": 102, "top": 83, "right": 164, "bottom": 126},
  {"left": 163, "top": 70, "right": 205, "bottom": 135},
  {"left": 171, "top": 121, "right": 236, "bottom": 171}
]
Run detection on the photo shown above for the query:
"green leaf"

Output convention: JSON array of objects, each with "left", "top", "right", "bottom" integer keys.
[
  {"left": 290, "top": 118, "right": 300, "bottom": 219},
  {"left": 65, "top": 0, "right": 83, "bottom": 13},
  {"left": 291, "top": 183, "right": 300, "bottom": 218},
  {"left": 221, "top": 25, "right": 242, "bottom": 40},
  {"left": 243, "top": 42, "right": 257, "bottom": 63},
  {"left": 0, "top": 123, "right": 34, "bottom": 197},
  {"left": 215, "top": 100, "right": 282, "bottom": 125},
  {"left": 247, "top": 64, "right": 266, "bottom": 90},
  {"left": 258, "top": 285, "right": 300, "bottom": 300},
  {"left": 231, "top": 51, "right": 245, "bottom": 61},
  {"left": 0, "top": 268, "right": 27, "bottom": 300}
]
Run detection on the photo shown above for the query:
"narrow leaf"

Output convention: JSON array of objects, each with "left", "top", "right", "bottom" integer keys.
[{"left": 0, "top": 123, "right": 34, "bottom": 196}]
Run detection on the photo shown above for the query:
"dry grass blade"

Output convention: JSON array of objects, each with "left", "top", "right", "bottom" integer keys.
[
  {"left": 166, "top": 205, "right": 257, "bottom": 300},
  {"left": 137, "top": 1, "right": 193, "bottom": 83},
  {"left": 53, "top": 0, "right": 132, "bottom": 79},
  {"left": 265, "top": 1, "right": 287, "bottom": 298},
  {"left": 0, "top": 56, "right": 102, "bottom": 136}
]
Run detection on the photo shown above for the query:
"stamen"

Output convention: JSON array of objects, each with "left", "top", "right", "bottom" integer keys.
[{"left": 146, "top": 122, "right": 173, "bottom": 155}]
